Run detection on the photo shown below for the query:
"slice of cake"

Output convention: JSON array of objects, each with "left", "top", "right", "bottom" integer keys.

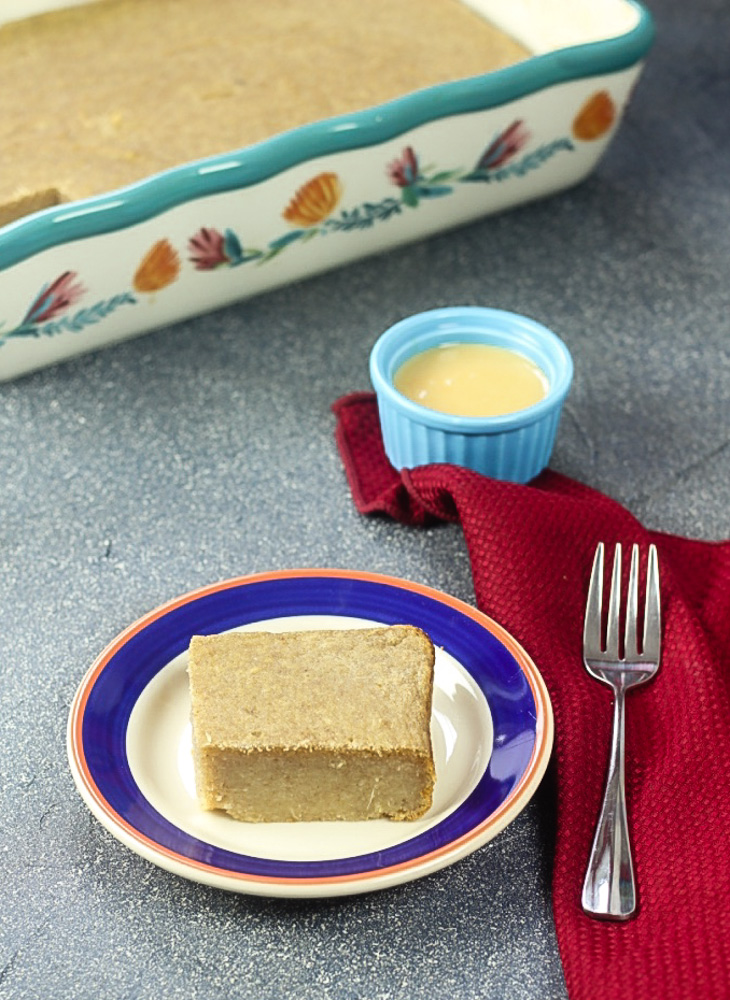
[{"left": 187, "top": 625, "right": 436, "bottom": 822}]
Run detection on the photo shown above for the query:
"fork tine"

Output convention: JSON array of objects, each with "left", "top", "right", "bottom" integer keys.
[
  {"left": 642, "top": 544, "right": 661, "bottom": 661},
  {"left": 583, "top": 542, "right": 605, "bottom": 659},
  {"left": 624, "top": 544, "right": 640, "bottom": 659},
  {"left": 605, "top": 543, "right": 622, "bottom": 659}
]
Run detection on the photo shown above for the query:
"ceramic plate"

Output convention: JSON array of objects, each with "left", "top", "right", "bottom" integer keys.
[{"left": 67, "top": 569, "right": 553, "bottom": 897}]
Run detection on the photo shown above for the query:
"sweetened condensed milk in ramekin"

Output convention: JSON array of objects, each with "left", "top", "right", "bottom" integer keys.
[
  {"left": 369, "top": 307, "right": 573, "bottom": 483},
  {"left": 393, "top": 342, "right": 549, "bottom": 418}
]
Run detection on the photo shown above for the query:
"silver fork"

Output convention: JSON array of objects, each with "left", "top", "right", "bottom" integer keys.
[{"left": 581, "top": 541, "right": 661, "bottom": 921}]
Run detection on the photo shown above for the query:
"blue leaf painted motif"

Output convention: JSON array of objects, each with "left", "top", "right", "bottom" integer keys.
[{"left": 223, "top": 228, "right": 245, "bottom": 264}]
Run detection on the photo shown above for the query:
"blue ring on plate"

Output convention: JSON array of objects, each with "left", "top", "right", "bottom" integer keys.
[{"left": 81, "top": 574, "right": 539, "bottom": 878}]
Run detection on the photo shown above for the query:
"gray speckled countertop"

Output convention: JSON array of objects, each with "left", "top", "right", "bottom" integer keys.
[{"left": 1, "top": 1, "right": 728, "bottom": 997}]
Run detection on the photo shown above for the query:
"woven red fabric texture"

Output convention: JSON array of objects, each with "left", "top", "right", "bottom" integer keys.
[{"left": 333, "top": 392, "right": 730, "bottom": 1000}]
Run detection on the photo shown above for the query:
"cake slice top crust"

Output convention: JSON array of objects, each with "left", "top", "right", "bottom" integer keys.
[{"left": 188, "top": 625, "right": 434, "bottom": 755}]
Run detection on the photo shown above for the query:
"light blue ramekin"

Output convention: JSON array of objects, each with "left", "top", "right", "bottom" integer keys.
[{"left": 369, "top": 307, "right": 573, "bottom": 483}]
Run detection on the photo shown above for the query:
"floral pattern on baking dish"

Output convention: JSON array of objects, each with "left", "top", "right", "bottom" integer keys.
[
  {"left": 0, "top": 240, "right": 181, "bottom": 348},
  {"left": 0, "top": 271, "right": 137, "bottom": 346},
  {"left": 184, "top": 113, "right": 587, "bottom": 272},
  {"left": 0, "top": 94, "right": 615, "bottom": 349}
]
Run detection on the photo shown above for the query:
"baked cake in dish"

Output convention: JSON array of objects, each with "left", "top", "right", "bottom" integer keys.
[
  {"left": 0, "top": 0, "right": 654, "bottom": 382},
  {"left": 0, "top": 0, "right": 529, "bottom": 225}
]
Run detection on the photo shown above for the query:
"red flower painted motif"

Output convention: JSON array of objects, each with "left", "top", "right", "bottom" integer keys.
[
  {"left": 188, "top": 227, "right": 229, "bottom": 270},
  {"left": 22, "top": 271, "right": 85, "bottom": 325},
  {"left": 387, "top": 146, "right": 419, "bottom": 188},
  {"left": 477, "top": 120, "right": 530, "bottom": 170},
  {"left": 188, "top": 227, "right": 248, "bottom": 269}
]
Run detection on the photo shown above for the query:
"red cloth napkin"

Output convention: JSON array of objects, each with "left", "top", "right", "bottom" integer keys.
[{"left": 333, "top": 392, "right": 730, "bottom": 1000}]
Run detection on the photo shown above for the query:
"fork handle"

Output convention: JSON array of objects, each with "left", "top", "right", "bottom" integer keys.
[{"left": 581, "top": 686, "right": 636, "bottom": 920}]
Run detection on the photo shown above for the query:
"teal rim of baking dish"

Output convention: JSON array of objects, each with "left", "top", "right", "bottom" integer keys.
[{"left": 0, "top": 1, "right": 654, "bottom": 270}]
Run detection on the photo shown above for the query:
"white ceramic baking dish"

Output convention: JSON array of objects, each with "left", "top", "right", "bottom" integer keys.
[{"left": 0, "top": 0, "right": 653, "bottom": 381}]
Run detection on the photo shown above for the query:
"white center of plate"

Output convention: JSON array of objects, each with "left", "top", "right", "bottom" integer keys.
[{"left": 126, "top": 615, "right": 493, "bottom": 862}]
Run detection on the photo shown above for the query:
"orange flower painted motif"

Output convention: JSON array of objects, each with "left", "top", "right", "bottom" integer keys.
[
  {"left": 572, "top": 91, "right": 616, "bottom": 141},
  {"left": 133, "top": 239, "right": 181, "bottom": 293},
  {"left": 283, "top": 172, "right": 343, "bottom": 228}
]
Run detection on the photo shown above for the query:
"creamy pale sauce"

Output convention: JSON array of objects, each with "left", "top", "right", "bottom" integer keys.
[{"left": 393, "top": 343, "right": 549, "bottom": 417}]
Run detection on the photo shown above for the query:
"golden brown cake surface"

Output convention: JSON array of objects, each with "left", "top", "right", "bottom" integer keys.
[
  {"left": 0, "top": 0, "right": 529, "bottom": 223},
  {"left": 188, "top": 625, "right": 436, "bottom": 822}
]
